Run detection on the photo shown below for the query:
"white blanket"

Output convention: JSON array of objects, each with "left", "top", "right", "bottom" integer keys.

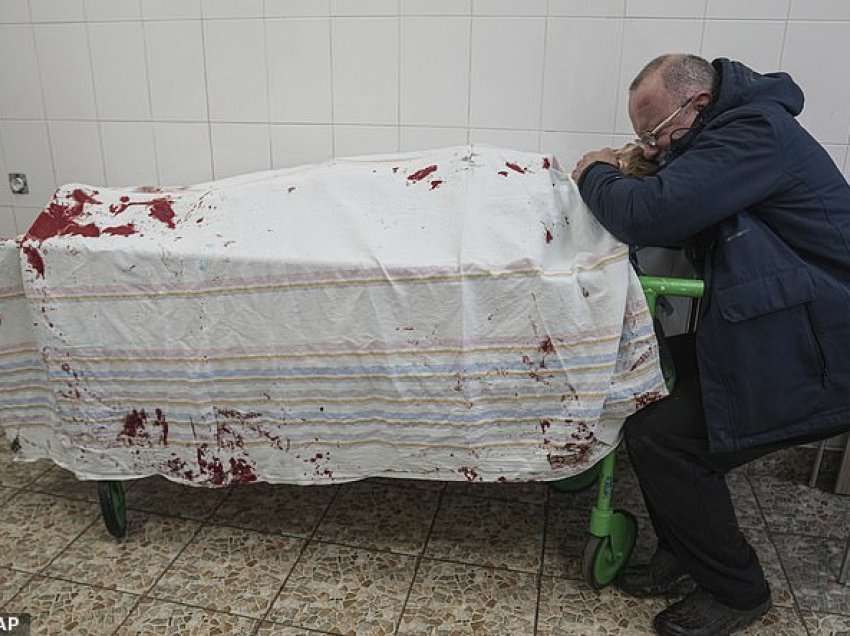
[{"left": 0, "top": 146, "right": 665, "bottom": 485}]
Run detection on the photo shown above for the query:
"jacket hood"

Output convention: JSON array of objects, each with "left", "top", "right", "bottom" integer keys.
[{"left": 705, "top": 58, "right": 804, "bottom": 120}]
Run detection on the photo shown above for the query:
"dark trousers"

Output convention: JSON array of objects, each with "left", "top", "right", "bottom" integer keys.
[{"left": 623, "top": 334, "right": 806, "bottom": 610}]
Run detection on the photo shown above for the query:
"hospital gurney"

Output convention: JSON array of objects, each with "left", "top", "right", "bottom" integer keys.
[{"left": 0, "top": 146, "right": 702, "bottom": 588}]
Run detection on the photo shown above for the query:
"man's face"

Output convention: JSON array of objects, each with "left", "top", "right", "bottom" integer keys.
[{"left": 628, "top": 72, "right": 698, "bottom": 161}]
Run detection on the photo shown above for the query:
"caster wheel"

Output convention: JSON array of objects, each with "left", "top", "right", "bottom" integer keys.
[
  {"left": 582, "top": 509, "right": 637, "bottom": 589},
  {"left": 97, "top": 481, "right": 127, "bottom": 539}
]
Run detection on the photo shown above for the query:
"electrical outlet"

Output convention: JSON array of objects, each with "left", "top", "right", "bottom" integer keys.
[{"left": 9, "top": 173, "right": 29, "bottom": 195}]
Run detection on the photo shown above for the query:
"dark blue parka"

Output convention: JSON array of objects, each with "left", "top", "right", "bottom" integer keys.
[{"left": 578, "top": 59, "right": 850, "bottom": 452}]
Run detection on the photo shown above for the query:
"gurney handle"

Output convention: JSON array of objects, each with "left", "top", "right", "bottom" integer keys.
[{"left": 639, "top": 275, "right": 705, "bottom": 317}]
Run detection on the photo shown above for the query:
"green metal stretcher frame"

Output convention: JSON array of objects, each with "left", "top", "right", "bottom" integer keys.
[
  {"left": 557, "top": 275, "right": 704, "bottom": 588},
  {"left": 94, "top": 275, "right": 706, "bottom": 590}
]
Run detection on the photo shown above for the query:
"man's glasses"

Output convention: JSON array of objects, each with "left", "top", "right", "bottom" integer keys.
[{"left": 635, "top": 96, "right": 695, "bottom": 149}]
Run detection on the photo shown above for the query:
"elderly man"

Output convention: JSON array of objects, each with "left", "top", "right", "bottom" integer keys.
[{"left": 573, "top": 54, "right": 850, "bottom": 635}]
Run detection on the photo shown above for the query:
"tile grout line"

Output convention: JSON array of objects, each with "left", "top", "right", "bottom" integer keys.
[
  {"left": 134, "top": 0, "right": 154, "bottom": 190},
  {"left": 393, "top": 484, "right": 446, "bottom": 635},
  {"left": 533, "top": 483, "right": 550, "bottom": 635},
  {"left": 465, "top": 3, "right": 473, "bottom": 145},
  {"left": 262, "top": 0, "right": 272, "bottom": 172},
  {"left": 198, "top": 13, "right": 214, "bottom": 183},
  {"left": 251, "top": 484, "right": 343, "bottom": 635},
  {"left": 745, "top": 470, "right": 817, "bottom": 627},
  {"left": 104, "top": 484, "right": 234, "bottom": 634},
  {"left": 535, "top": 11, "right": 549, "bottom": 153}
]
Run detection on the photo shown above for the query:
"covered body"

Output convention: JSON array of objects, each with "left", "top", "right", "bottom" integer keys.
[{"left": 1, "top": 146, "right": 663, "bottom": 485}]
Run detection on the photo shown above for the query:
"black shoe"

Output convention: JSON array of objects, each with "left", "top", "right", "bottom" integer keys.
[
  {"left": 615, "top": 548, "right": 695, "bottom": 598},
  {"left": 653, "top": 588, "right": 772, "bottom": 635}
]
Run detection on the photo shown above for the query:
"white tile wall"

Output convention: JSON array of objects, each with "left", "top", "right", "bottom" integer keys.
[
  {"left": 88, "top": 21, "right": 151, "bottom": 120},
  {"left": 706, "top": 0, "right": 789, "bottom": 19},
  {"left": 332, "top": 0, "right": 397, "bottom": 16},
  {"left": 201, "top": 0, "right": 262, "bottom": 19},
  {"left": 100, "top": 122, "right": 158, "bottom": 186},
  {"left": 0, "top": 207, "right": 16, "bottom": 238},
  {"left": 542, "top": 17, "right": 624, "bottom": 133},
  {"left": 0, "top": 25, "right": 45, "bottom": 119},
  {"left": 47, "top": 120, "right": 105, "bottom": 185},
  {"left": 141, "top": 0, "right": 201, "bottom": 20},
  {"left": 0, "top": 121, "right": 55, "bottom": 206},
  {"left": 402, "top": 0, "right": 470, "bottom": 15},
  {"left": 271, "top": 125, "right": 333, "bottom": 168},
  {"left": 548, "top": 0, "right": 624, "bottom": 16},
  {"left": 332, "top": 18, "right": 399, "bottom": 125},
  {"left": 153, "top": 122, "right": 212, "bottom": 186},
  {"left": 789, "top": 0, "right": 850, "bottom": 20},
  {"left": 333, "top": 125, "right": 398, "bottom": 157},
  {"left": 782, "top": 21, "right": 850, "bottom": 144},
  {"left": 400, "top": 17, "right": 470, "bottom": 127},
  {"left": 30, "top": 0, "right": 84, "bottom": 22},
  {"left": 0, "top": 0, "right": 29, "bottom": 22},
  {"left": 145, "top": 20, "right": 208, "bottom": 121},
  {"left": 0, "top": 143, "right": 10, "bottom": 206},
  {"left": 34, "top": 23, "right": 97, "bottom": 119},
  {"left": 469, "top": 17, "right": 546, "bottom": 130},
  {"left": 267, "top": 18, "right": 332, "bottom": 123},
  {"left": 0, "top": 0, "right": 846, "bottom": 205},
  {"left": 211, "top": 123, "right": 270, "bottom": 179},
  {"left": 204, "top": 19, "right": 268, "bottom": 123},
  {"left": 266, "top": 0, "right": 330, "bottom": 17},
  {"left": 469, "top": 128, "right": 539, "bottom": 152},
  {"left": 400, "top": 126, "right": 468, "bottom": 151},
  {"left": 701, "top": 20, "right": 786, "bottom": 73},
  {"left": 13, "top": 206, "right": 42, "bottom": 234},
  {"left": 84, "top": 0, "right": 140, "bottom": 21}
]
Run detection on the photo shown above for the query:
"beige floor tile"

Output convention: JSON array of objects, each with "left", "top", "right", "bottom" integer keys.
[
  {"left": 444, "top": 479, "right": 548, "bottom": 504},
  {"left": 27, "top": 466, "right": 100, "bottom": 502},
  {"left": 0, "top": 485, "right": 16, "bottom": 504},
  {"left": 150, "top": 525, "right": 303, "bottom": 618},
  {"left": 269, "top": 541, "right": 416, "bottom": 635},
  {"left": 46, "top": 512, "right": 200, "bottom": 594},
  {"left": 256, "top": 622, "right": 337, "bottom": 635},
  {"left": 0, "top": 449, "right": 52, "bottom": 489},
  {"left": 752, "top": 476, "right": 849, "bottom": 539},
  {"left": 116, "top": 598, "right": 259, "bottom": 635},
  {"left": 212, "top": 482, "right": 337, "bottom": 537},
  {"left": 800, "top": 609, "right": 850, "bottom": 635},
  {"left": 772, "top": 533, "right": 850, "bottom": 614},
  {"left": 0, "top": 492, "right": 97, "bottom": 572},
  {"left": 316, "top": 481, "right": 439, "bottom": 555},
  {"left": 740, "top": 605, "right": 808, "bottom": 635},
  {"left": 543, "top": 502, "right": 656, "bottom": 580},
  {"left": 537, "top": 576, "right": 667, "bottom": 635},
  {"left": 0, "top": 567, "right": 32, "bottom": 609},
  {"left": 12, "top": 576, "right": 139, "bottom": 635},
  {"left": 397, "top": 559, "right": 536, "bottom": 635},
  {"left": 126, "top": 476, "right": 230, "bottom": 520},
  {"left": 747, "top": 446, "right": 841, "bottom": 489},
  {"left": 741, "top": 527, "right": 795, "bottom": 608},
  {"left": 425, "top": 494, "right": 544, "bottom": 572}
]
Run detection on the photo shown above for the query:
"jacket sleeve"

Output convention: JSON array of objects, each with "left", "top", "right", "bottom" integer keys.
[{"left": 577, "top": 114, "right": 782, "bottom": 246}]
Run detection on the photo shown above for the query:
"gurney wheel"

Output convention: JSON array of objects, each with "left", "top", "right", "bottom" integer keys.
[
  {"left": 582, "top": 509, "right": 637, "bottom": 589},
  {"left": 97, "top": 481, "right": 127, "bottom": 539}
]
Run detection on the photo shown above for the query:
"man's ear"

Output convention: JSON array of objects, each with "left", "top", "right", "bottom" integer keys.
[{"left": 694, "top": 90, "right": 712, "bottom": 111}]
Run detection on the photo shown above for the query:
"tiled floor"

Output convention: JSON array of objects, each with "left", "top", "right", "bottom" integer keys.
[{"left": 0, "top": 445, "right": 848, "bottom": 635}]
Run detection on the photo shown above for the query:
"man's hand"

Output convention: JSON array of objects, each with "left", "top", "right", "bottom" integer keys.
[{"left": 571, "top": 148, "right": 619, "bottom": 182}]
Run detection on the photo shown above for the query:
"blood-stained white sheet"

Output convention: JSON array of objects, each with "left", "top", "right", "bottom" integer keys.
[{"left": 0, "top": 146, "right": 665, "bottom": 485}]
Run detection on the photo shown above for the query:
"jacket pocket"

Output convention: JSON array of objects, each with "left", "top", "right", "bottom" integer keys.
[{"left": 714, "top": 267, "right": 815, "bottom": 322}]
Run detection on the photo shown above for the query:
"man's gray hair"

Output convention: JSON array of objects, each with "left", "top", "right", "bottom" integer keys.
[{"left": 630, "top": 54, "right": 715, "bottom": 99}]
